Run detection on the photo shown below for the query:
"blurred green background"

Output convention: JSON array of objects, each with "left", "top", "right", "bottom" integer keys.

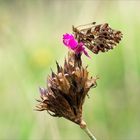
[{"left": 0, "top": 0, "right": 140, "bottom": 140}]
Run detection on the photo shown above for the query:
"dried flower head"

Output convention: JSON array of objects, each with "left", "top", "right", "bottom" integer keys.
[
  {"left": 73, "top": 22, "right": 123, "bottom": 54},
  {"left": 35, "top": 21, "right": 123, "bottom": 140},
  {"left": 36, "top": 51, "right": 98, "bottom": 126}
]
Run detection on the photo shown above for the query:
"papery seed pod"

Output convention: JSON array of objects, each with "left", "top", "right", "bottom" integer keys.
[{"left": 36, "top": 51, "right": 98, "bottom": 126}]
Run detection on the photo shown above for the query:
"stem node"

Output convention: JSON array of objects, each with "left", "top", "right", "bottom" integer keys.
[{"left": 80, "top": 120, "right": 97, "bottom": 140}]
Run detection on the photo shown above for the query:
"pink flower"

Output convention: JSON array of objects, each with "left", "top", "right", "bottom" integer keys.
[
  {"left": 63, "top": 33, "right": 90, "bottom": 58},
  {"left": 75, "top": 42, "right": 90, "bottom": 58},
  {"left": 63, "top": 33, "right": 78, "bottom": 50}
]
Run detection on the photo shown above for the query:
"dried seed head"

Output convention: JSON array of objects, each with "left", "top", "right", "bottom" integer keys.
[
  {"left": 73, "top": 22, "right": 123, "bottom": 54},
  {"left": 36, "top": 51, "right": 98, "bottom": 125},
  {"left": 36, "top": 22, "right": 123, "bottom": 127}
]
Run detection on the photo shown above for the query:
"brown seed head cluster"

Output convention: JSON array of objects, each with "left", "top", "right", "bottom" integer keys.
[
  {"left": 73, "top": 22, "right": 123, "bottom": 54},
  {"left": 36, "top": 22, "right": 123, "bottom": 128},
  {"left": 36, "top": 51, "right": 98, "bottom": 126}
]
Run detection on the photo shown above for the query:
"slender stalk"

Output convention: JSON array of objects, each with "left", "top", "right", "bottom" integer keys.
[{"left": 81, "top": 126, "right": 97, "bottom": 140}]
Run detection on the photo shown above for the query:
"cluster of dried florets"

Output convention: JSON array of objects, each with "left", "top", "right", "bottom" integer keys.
[
  {"left": 36, "top": 51, "right": 98, "bottom": 126},
  {"left": 73, "top": 22, "right": 122, "bottom": 54},
  {"left": 36, "top": 22, "right": 122, "bottom": 128}
]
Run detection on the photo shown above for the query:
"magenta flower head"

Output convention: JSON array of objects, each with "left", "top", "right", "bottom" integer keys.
[
  {"left": 63, "top": 33, "right": 78, "bottom": 49},
  {"left": 63, "top": 33, "right": 90, "bottom": 57}
]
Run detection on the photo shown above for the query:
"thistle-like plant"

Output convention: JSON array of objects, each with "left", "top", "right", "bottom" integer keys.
[{"left": 36, "top": 22, "right": 122, "bottom": 140}]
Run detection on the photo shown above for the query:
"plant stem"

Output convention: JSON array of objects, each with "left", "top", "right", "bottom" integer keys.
[{"left": 82, "top": 126, "right": 97, "bottom": 140}]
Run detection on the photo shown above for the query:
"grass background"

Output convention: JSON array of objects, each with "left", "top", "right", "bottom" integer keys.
[{"left": 0, "top": 0, "right": 140, "bottom": 140}]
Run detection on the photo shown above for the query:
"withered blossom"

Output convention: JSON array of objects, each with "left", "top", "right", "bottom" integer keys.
[
  {"left": 36, "top": 22, "right": 122, "bottom": 140},
  {"left": 36, "top": 51, "right": 98, "bottom": 127},
  {"left": 73, "top": 22, "right": 123, "bottom": 54}
]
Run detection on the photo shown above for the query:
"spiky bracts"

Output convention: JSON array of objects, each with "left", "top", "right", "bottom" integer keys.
[{"left": 36, "top": 51, "right": 98, "bottom": 126}]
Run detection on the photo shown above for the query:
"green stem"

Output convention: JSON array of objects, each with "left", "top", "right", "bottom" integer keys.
[{"left": 82, "top": 126, "right": 97, "bottom": 140}]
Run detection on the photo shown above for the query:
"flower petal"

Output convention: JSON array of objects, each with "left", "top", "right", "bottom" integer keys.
[
  {"left": 83, "top": 49, "right": 91, "bottom": 58},
  {"left": 63, "top": 33, "right": 90, "bottom": 58},
  {"left": 63, "top": 33, "right": 78, "bottom": 49}
]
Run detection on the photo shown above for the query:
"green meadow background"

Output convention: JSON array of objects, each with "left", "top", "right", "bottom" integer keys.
[{"left": 0, "top": 0, "right": 140, "bottom": 140}]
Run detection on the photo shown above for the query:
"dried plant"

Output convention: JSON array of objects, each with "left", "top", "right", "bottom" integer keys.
[
  {"left": 36, "top": 22, "right": 123, "bottom": 140},
  {"left": 36, "top": 51, "right": 98, "bottom": 127}
]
